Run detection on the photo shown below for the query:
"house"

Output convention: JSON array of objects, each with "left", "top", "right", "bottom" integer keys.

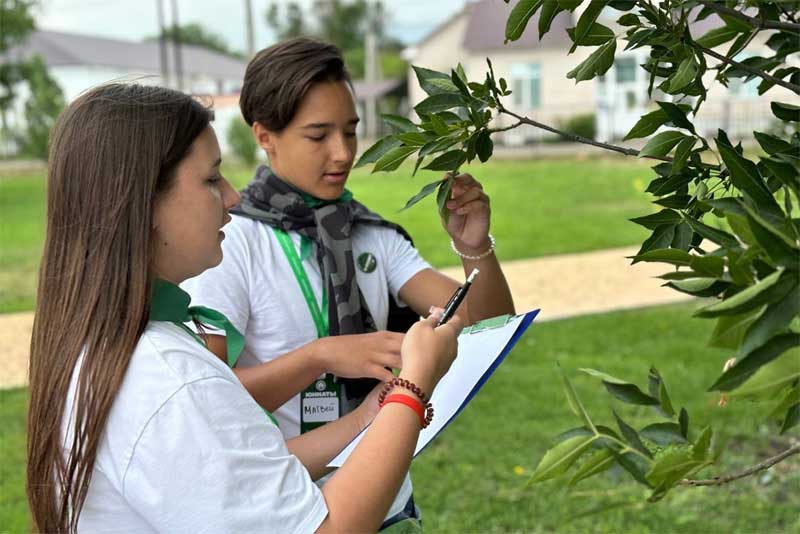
[
  {"left": 0, "top": 29, "right": 248, "bottom": 155},
  {"left": 406, "top": 0, "right": 795, "bottom": 144}
]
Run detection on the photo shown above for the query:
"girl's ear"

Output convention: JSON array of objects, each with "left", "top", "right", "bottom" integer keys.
[{"left": 252, "top": 122, "right": 275, "bottom": 155}]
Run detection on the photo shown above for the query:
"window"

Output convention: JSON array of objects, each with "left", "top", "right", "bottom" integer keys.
[
  {"left": 615, "top": 57, "right": 637, "bottom": 83},
  {"left": 510, "top": 63, "right": 541, "bottom": 109}
]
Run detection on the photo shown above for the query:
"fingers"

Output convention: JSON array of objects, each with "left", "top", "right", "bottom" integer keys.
[
  {"left": 369, "top": 364, "right": 396, "bottom": 382},
  {"left": 437, "top": 314, "right": 465, "bottom": 338}
]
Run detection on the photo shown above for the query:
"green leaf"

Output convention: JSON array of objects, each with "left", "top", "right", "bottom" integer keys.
[
  {"left": 638, "top": 131, "right": 687, "bottom": 158},
  {"left": 709, "top": 333, "right": 800, "bottom": 391},
  {"left": 754, "top": 132, "right": 794, "bottom": 155},
  {"left": 450, "top": 68, "right": 471, "bottom": 97},
  {"left": 579, "top": 368, "right": 660, "bottom": 406},
  {"left": 696, "top": 269, "right": 795, "bottom": 318},
  {"left": 505, "top": 0, "right": 545, "bottom": 42},
  {"left": 529, "top": 434, "right": 596, "bottom": 483},
  {"left": 634, "top": 224, "right": 676, "bottom": 256},
  {"left": 395, "top": 132, "right": 430, "bottom": 147},
  {"left": 538, "top": 1, "right": 563, "bottom": 39},
  {"left": 690, "top": 256, "right": 725, "bottom": 278},
  {"left": 623, "top": 109, "right": 668, "bottom": 141},
  {"left": 355, "top": 136, "right": 402, "bottom": 168},
  {"left": 780, "top": 403, "right": 800, "bottom": 434},
  {"left": 400, "top": 179, "right": 445, "bottom": 211},
  {"left": 372, "top": 145, "right": 417, "bottom": 173},
  {"left": 640, "top": 423, "right": 688, "bottom": 446},
  {"left": 568, "top": 449, "right": 615, "bottom": 486},
  {"left": 414, "top": 93, "right": 465, "bottom": 115},
  {"left": 423, "top": 149, "right": 467, "bottom": 172},
  {"left": 692, "top": 426, "right": 713, "bottom": 460},
  {"left": 558, "top": 0, "right": 583, "bottom": 11},
  {"left": 629, "top": 209, "right": 682, "bottom": 230},
  {"left": 695, "top": 26, "right": 740, "bottom": 49},
  {"left": 618, "top": 13, "right": 639, "bottom": 26},
  {"left": 382, "top": 114, "right": 418, "bottom": 133},
  {"left": 684, "top": 217, "right": 739, "bottom": 248},
  {"left": 427, "top": 77, "right": 460, "bottom": 94},
  {"left": 570, "top": 0, "right": 610, "bottom": 52},
  {"left": 418, "top": 136, "right": 459, "bottom": 159},
  {"left": 436, "top": 175, "right": 454, "bottom": 223},
  {"left": 612, "top": 450, "right": 652, "bottom": 487},
  {"left": 567, "top": 38, "right": 617, "bottom": 83},
  {"left": 709, "top": 310, "right": 761, "bottom": 350},
  {"left": 656, "top": 102, "right": 695, "bottom": 133},
  {"left": 560, "top": 366, "right": 596, "bottom": 432},
  {"left": 475, "top": 129, "right": 493, "bottom": 163},
  {"left": 717, "top": 142, "right": 775, "bottom": 208},
  {"left": 671, "top": 222, "right": 693, "bottom": 251},
  {"left": 654, "top": 194, "right": 693, "bottom": 209},
  {"left": 730, "top": 350, "right": 800, "bottom": 399},
  {"left": 613, "top": 410, "right": 652, "bottom": 458},
  {"left": 412, "top": 65, "right": 454, "bottom": 96},
  {"left": 631, "top": 247, "right": 692, "bottom": 267},
  {"left": 670, "top": 137, "right": 696, "bottom": 174},
  {"left": 668, "top": 56, "right": 698, "bottom": 92},
  {"left": 567, "top": 22, "right": 614, "bottom": 46},
  {"left": 771, "top": 102, "right": 800, "bottom": 122},
  {"left": 679, "top": 407, "right": 689, "bottom": 439},
  {"left": 740, "top": 285, "right": 800, "bottom": 358}
]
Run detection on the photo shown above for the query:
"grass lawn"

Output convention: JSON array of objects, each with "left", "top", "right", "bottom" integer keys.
[
  {"left": 2, "top": 303, "right": 798, "bottom": 532},
  {"left": 0, "top": 157, "right": 654, "bottom": 314}
]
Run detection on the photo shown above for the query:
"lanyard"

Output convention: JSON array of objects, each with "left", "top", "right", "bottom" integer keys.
[{"left": 272, "top": 228, "right": 329, "bottom": 338}]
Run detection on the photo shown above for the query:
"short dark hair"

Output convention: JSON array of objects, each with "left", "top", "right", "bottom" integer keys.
[{"left": 239, "top": 37, "right": 352, "bottom": 131}]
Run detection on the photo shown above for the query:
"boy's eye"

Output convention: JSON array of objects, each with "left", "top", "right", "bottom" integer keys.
[
  {"left": 307, "top": 135, "right": 325, "bottom": 142},
  {"left": 345, "top": 131, "right": 357, "bottom": 138}
]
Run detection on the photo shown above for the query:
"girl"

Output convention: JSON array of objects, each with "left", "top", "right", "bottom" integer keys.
[
  {"left": 26, "top": 82, "right": 461, "bottom": 533},
  {"left": 182, "top": 37, "right": 515, "bottom": 527}
]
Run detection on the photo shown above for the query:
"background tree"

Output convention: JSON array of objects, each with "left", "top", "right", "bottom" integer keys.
[
  {"left": 145, "top": 23, "right": 241, "bottom": 58},
  {"left": 359, "top": 0, "right": 800, "bottom": 501},
  {"left": 0, "top": 0, "right": 36, "bottom": 152},
  {"left": 227, "top": 117, "right": 258, "bottom": 166},
  {"left": 265, "top": 0, "right": 407, "bottom": 78},
  {"left": 18, "top": 55, "right": 64, "bottom": 159}
]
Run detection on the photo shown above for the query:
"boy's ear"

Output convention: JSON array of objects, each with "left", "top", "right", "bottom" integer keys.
[{"left": 252, "top": 121, "right": 274, "bottom": 153}]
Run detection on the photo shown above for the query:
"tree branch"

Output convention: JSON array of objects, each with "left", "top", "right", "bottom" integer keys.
[
  {"left": 696, "top": 44, "right": 800, "bottom": 94},
  {"left": 495, "top": 106, "right": 668, "bottom": 161},
  {"left": 681, "top": 443, "right": 800, "bottom": 487},
  {"left": 697, "top": 0, "right": 800, "bottom": 33}
]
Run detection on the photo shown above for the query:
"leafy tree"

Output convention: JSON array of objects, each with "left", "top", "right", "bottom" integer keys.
[
  {"left": 146, "top": 23, "right": 240, "bottom": 58},
  {"left": 227, "top": 117, "right": 258, "bottom": 166},
  {"left": 18, "top": 54, "right": 64, "bottom": 159},
  {"left": 359, "top": 0, "right": 800, "bottom": 500},
  {"left": 0, "top": 0, "right": 36, "bottom": 148}
]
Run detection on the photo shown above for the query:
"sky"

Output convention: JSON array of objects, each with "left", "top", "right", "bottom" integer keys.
[{"left": 35, "top": 0, "right": 470, "bottom": 51}]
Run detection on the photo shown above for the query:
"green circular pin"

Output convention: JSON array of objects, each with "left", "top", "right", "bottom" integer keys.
[{"left": 357, "top": 252, "right": 377, "bottom": 273}]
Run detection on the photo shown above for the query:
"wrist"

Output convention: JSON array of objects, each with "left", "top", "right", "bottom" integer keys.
[
  {"left": 451, "top": 234, "right": 495, "bottom": 261},
  {"left": 308, "top": 337, "right": 330, "bottom": 375}
]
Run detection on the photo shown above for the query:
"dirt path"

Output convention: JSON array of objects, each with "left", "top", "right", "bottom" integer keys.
[{"left": 0, "top": 245, "right": 690, "bottom": 389}]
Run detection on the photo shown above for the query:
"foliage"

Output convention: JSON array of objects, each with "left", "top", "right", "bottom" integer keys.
[
  {"left": 359, "top": 0, "right": 800, "bottom": 496},
  {"left": 226, "top": 117, "right": 258, "bottom": 166},
  {"left": 145, "top": 23, "right": 240, "bottom": 58},
  {"left": 265, "top": 0, "right": 406, "bottom": 80},
  {"left": 0, "top": 0, "right": 35, "bottom": 136},
  {"left": 560, "top": 113, "right": 596, "bottom": 139},
  {"left": 18, "top": 55, "right": 64, "bottom": 159}
]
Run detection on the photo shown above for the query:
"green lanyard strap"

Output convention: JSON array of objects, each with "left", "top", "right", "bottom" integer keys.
[{"left": 272, "top": 228, "right": 329, "bottom": 339}]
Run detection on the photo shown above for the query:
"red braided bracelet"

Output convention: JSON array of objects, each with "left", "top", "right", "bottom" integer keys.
[{"left": 381, "top": 394, "right": 427, "bottom": 428}]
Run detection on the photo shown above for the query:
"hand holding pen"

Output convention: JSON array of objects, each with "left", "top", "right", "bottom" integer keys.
[{"left": 437, "top": 268, "right": 479, "bottom": 326}]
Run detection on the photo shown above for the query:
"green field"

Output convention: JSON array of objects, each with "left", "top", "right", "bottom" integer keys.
[
  {"left": 0, "top": 157, "right": 654, "bottom": 313},
  {"left": 2, "top": 304, "right": 797, "bottom": 532}
]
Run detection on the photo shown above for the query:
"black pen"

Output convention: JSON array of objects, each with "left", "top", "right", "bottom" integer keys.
[{"left": 437, "top": 268, "right": 479, "bottom": 326}]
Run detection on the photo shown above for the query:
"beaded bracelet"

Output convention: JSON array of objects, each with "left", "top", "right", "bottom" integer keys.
[
  {"left": 378, "top": 377, "right": 434, "bottom": 428},
  {"left": 451, "top": 234, "right": 496, "bottom": 261}
]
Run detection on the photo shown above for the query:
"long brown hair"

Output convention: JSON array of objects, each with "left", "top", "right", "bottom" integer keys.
[{"left": 27, "top": 83, "right": 211, "bottom": 532}]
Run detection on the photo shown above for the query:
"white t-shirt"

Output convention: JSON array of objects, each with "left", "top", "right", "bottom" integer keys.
[
  {"left": 182, "top": 214, "right": 431, "bottom": 517},
  {"left": 62, "top": 322, "right": 328, "bottom": 533}
]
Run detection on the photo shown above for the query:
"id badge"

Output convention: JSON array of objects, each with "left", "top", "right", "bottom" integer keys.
[{"left": 300, "top": 374, "right": 342, "bottom": 433}]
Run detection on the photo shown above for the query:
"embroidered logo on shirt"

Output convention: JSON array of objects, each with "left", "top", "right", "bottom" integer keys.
[{"left": 357, "top": 252, "right": 377, "bottom": 273}]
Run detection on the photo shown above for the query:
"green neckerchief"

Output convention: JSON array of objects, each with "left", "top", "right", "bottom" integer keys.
[{"left": 149, "top": 279, "right": 278, "bottom": 426}]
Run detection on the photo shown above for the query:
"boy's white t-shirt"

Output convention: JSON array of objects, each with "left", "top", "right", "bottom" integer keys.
[
  {"left": 62, "top": 321, "right": 328, "bottom": 533},
  {"left": 182, "top": 214, "right": 431, "bottom": 517}
]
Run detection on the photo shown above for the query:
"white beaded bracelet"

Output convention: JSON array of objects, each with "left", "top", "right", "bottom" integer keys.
[{"left": 451, "top": 234, "right": 496, "bottom": 261}]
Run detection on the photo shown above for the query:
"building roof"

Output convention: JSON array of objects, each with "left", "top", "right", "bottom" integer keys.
[
  {"left": 463, "top": 0, "right": 574, "bottom": 52},
  {"left": 351, "top": 78, "right": 405, "bottom": 100},
  {"left": 2, "top": 30, "right": 247, "bottom": 80}
]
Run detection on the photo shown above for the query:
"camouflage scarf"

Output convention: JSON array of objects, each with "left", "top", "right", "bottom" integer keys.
[{"left": 231, "top": 165, "right": 415, "bottom": 400}]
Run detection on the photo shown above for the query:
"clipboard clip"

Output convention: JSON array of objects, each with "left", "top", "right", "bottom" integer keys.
[{"left": 462, "top": 314, "right": 515, "bottom": 335}]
